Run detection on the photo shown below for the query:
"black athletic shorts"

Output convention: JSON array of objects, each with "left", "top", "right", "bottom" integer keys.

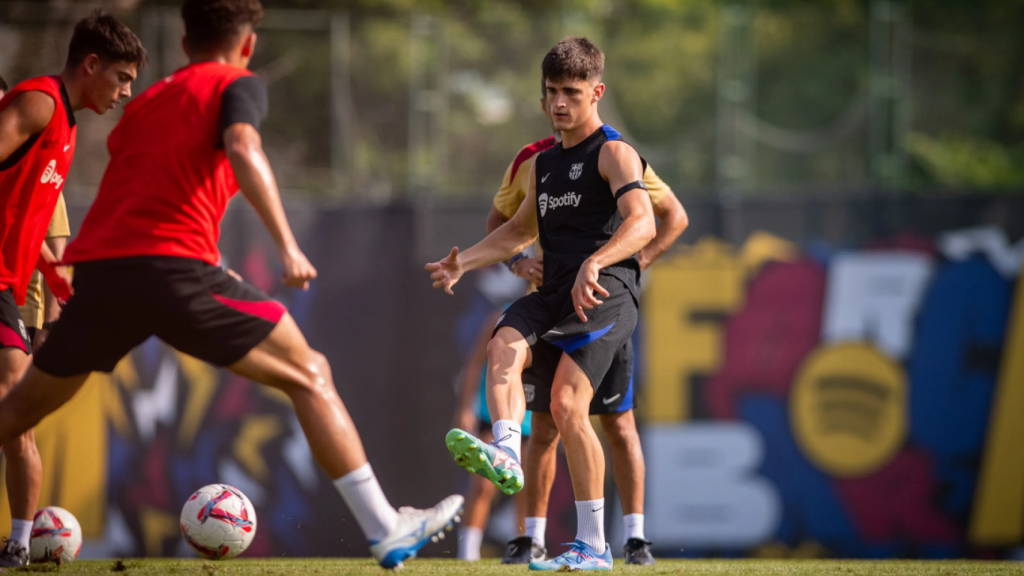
[
  {"left": 525, "top": 338, "right": 635, "bottom": 415},
  {"left": 495, "top": 272, "right": 638, "bottom": 398},
  {"left": 34, "top": 256, "right": 286, "bottom": 377},
  {"left": 0, "top": 288, "right": 31, "bottom": 354}
]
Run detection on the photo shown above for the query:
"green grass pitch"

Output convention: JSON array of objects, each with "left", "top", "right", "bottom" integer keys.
[{"left": 15, "top": 559, "right": 1024, "bottom": 575}]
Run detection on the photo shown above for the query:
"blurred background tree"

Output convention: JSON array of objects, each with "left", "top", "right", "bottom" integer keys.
[{"left": 2, "top": 0, "right": 1023, "bottom": 200}]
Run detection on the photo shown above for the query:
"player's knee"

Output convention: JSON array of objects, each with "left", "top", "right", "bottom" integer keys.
[
  {"left": 3, "top": 431, "right": 38, "bottom": 459},
  {"left": 550, "top": 392, "right": 586, "bottom": 426},
  {"left": 486, "top": 336, "right": 520, "bottom": 371},
  {"left": 290, "top": 350, "right": 335, "bottom": 398}
]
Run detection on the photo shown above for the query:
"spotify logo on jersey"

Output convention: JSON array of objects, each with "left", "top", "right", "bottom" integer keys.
[{"left": 538, "top": 192, "right": 581, "bottom": 217}]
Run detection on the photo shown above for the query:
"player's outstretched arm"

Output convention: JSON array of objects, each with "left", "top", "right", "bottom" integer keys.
[
  {"left": 225, "top": 123, "right": 317, "bottom": 290},
  {"left": 571, "top": 142, "right": 656, "bottom": 321},
  {"left": 426, "top": 162, "right": 541, "bottom": 294},
  {"left": 487, "top": 205, "right": 544, "bottom": 285},
  {"left": 638, "top": 189, "right": 688, "bottom": 270},
  {"left": 0, "top": 91, "right": 55, "bottom": 163}
]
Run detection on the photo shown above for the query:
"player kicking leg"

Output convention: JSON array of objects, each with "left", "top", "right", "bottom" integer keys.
[
  {"left": 0, "top": 0, "right": 460, "bottom": 568},
  {"left": 451, "top": 305, "right": 534, "bottom": 561},
  {"left": 429, "top": 37, "right": 656, "bottom": 571},
  {"left": 0, "top": 15, "right": 145, "bottom": 567}
]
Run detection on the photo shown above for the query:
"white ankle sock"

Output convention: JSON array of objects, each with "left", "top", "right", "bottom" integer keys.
[
  {"left": 492, "top": 420, "right": 522, "bottom": 461},
  {"left": 575, "top": 499, "right": 606, "bottom": 554},
  {"left": 524, "top": 516, "right": 547, "bottom": 548},
  {"left": 333, "top": 463, "right": 399, "bottom": 542},
  {"left": 458, "top": 526, "right": 483, "bottom": 561},
  {"left": 623, "top": 513, "right": 645, "bottom": 543},
  {"left": 10, "top": 519, "right": 31, "bottom": 548}
]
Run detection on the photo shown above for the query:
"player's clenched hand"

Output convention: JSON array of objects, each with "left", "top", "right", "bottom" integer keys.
[
  {"left": 280, "top": 247, "right": 317, "bottom": 290},
  {"left": 571, "top": 259, "right": 609, "bottom": 322},
  {"left": 512, "top": 256, "right": 544, "bottom": 285},
  {"left": 425, "top": 247, "right": 463, "bottom": 295},
  {"left": 53, "top": 266, "right": 74, "bottom": 306}
]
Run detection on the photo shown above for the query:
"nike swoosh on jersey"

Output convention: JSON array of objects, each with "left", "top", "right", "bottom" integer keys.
[
  {"left": 541, "top": 173, "right": 550, "bottom": 183},
  {"left": 602, "top": 393, "right": 622, "bottom": 405}
]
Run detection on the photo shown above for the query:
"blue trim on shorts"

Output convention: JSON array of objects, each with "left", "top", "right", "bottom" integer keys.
[
  {"left": 549, "top": 322, "right": 615, "bottom": 354},
  {"left": 617, "top": 357, "right": 635, "bottom": 413}
]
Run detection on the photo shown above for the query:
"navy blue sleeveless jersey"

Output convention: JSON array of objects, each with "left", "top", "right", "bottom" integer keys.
[{"left": 533, "top": 124, "right": 646, "bottom": 299}]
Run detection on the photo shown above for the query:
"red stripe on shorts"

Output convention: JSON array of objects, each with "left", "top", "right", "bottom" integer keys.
[
  {"left": 212, "top": 293, "right": 286, "bottom": 323},
  {"left": 0, "top": 324, "right": 28, "bottom": 353}
]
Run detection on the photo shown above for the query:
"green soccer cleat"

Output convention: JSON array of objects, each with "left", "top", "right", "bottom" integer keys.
[{"left": 446, "top": 428, "right": 524, "bottom": 495}]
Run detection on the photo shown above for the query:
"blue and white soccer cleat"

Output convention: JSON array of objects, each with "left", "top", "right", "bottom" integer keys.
[
  {"left": 369, "top": 494, "right": 464, "bottom": 569},
  {"left": 528, "top": 540, "right": 613, "bottom": 571}
]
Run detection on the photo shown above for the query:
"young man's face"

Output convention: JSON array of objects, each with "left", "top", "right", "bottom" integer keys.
[
  {"left": 84, "top": 56, "right": 137, "bottom": 114},
  {"left": 543, "top": 77, "right": 603, "bottom": 132}
]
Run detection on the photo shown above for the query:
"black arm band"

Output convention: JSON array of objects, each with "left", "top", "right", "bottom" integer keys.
[{"left": 614, "top": 180, "right": 647, "bottom": 200}]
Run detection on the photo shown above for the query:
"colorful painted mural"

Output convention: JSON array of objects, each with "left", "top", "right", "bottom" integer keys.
[
  {"left": 1, "top": 208, "right": 1021, "bottom": 559},
  {"left": 642, "top": 226, "right": 1024, "bottom": 558}
]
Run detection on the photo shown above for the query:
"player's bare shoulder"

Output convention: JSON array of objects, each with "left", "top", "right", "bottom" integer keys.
[
  {"left": 597, "top": 140, "right": 644, "bottom": 186},
  {"left": 0, "top": 91, "right": 56, "bottom": 138}
]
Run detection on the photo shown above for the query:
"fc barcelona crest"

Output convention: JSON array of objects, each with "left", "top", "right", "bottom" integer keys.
[{"left": 569, "top": 163, "right": 583, "bottom": 180}]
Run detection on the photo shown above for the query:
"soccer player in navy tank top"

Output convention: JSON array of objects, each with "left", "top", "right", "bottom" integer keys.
[{"left": 427, "top": 37, "right": 656, "bottom": 571}]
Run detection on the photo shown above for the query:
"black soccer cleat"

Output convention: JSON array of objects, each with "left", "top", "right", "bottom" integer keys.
[
  {"left": 0, "top": 538, "right": 29, "bottom": 568},
  {"left": 623, "top": 537, "right": 655, "bottom": 565},
  {"left": 501, "top": 535, "right": 546, "bottom": 564}
]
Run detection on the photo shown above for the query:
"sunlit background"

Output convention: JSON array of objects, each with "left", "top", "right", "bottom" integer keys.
[{"left": 1, "top": 0, "right": 1022, "bottom": 562}]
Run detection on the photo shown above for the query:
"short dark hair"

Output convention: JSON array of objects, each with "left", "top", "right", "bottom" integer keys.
[
  {"left": 182, "top": 0, "right": 264, "bottom": 53},
  {"left": 0, "top": 74, "right": 8, "bottom": 94},
  {"left": 542, "top": 37, "right": 604, "bottom": 86},
  {"left": 66, "top": 10, "right": 148, "bottom": 70}
]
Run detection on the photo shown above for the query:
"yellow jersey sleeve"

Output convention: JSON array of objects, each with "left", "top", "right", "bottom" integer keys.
[
  {"left": 19, "top": 273, "right": 44, "bottom": 329},
  {"left": 493, "top": 138, "right": 556, "bottom": 221},
  {"left": 47, "top": 193, "right": 70, "bottom": 238},
  {"left": 643, "top": 164, "right": 672, "bottom": 207},
  {"left": 19, "top": 194, "right": 71, "bottom": 328},
  {"left": 493, "top": 156, "right": 530, "bottom": 220}
]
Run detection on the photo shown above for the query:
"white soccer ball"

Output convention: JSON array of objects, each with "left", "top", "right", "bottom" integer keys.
[
  {"left": 30, "top": 506, "right": 82, "bottom": 564},
  {"left": 180, "top": 484, "right": 257, "bottom": 560}
]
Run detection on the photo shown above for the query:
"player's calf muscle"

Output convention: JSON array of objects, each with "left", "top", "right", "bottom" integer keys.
[{"left": 531, "top": 412, "right": 560, "bottom": 445}]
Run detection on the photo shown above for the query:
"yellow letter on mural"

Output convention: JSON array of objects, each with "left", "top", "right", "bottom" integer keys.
[
  {"left": 970, "top": 269, "right": 1024, "bottom": 545},
  {"left": 643, "top": 238, "right": 744, "bottom": 422}
]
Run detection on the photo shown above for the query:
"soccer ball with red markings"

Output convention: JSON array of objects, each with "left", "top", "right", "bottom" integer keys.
[
  {"left": 180, "top": 484, "right": 257, "bottom": 560},
  {"left": 30, "top": 506, "right": 82, "bottom": 563}
]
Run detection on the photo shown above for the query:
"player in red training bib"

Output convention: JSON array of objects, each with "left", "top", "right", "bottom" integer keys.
[
  {"left": 0, "top": 0, "right": 461, "bottom": 569},
  {"left": 0, "top": 13, "right": 145, "bottom": 567}
]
